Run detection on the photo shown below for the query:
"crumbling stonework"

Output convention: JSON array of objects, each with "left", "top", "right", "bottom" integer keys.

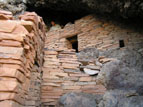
[{"left": 0, "top": 10, "right": 46, "bottom": 107}]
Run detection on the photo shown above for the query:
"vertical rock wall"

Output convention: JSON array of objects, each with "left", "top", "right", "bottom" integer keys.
[{"left": 0, "top": 10, "right": 46, "bottom": 107}]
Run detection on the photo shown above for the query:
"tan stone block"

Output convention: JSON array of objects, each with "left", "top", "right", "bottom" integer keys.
[
  {"left": 63, "top": 77, "right": 79, "bottom": 81},
  {"left": 62, "top": 81, "right": 75, "bottom": 86},
  {"left": 0, "top": 79, "right": 20, "bottom": 92},
  {"left": 42, "top": 83, "right": 61, "bottom": 87},
  {"left": 0, "top": 33, "right": 24, "bottom": 42},
  {"left": 43, "top": 78, "right": 63, "bottom": 83},
  {"left": 44, "top": 58, "right": 59, "bottom": 62},
  {"left": 0, "top": 100, "right": 22, "bottom": 107},
  {"left": 0, "top": 59, "right": 22, "bottom": 64},
  {"left": 44, "top": 50, "right": 58, "bottom": 55},
  {"left": 79, "top": 77, "right": 92, "bottom": 82},
  {"left": 0, "top": 20, "right": 16, "bottom": 33},
  {"left": 62, "top": 85, "right": 81, "bottom": 90},
  {"left": 0, "top": 46, "right": 23, "bottom": 55},
  {"left": 50, "top": 72, "right": 68, "bottom": 77},
  {"left": 0, "top": 92, "right": 24, "bottom": 105},
  {"left": 19, "top": 12, "right": 39, "bottom": 27},
  {"left": 0, "top": 64, "right": 25, "bottom": 74},
  {"left": 42, "top": 75, "right": 59, "bottom": 79},
  {"left": 0, "top": 40, "right": 22, "bottom": 47},
  {"left": 43, "top": 61, "right": 60, "bottom": 66},
  {"left": 12, "top": 24, "right": 29, "bottom": 34},
  {"left": 41, "top": 86, "right": 53, "bottom": 91},
  {"left": 42, "top": 67, "right": 62, "bottom": 72},
  {"left": 41, "top": 91, "right": 63, "bottom": 96},
  {"left": 0, "top": 67, "right": 25, "bottom": 83},
  {"left": 41, "top": 98, "right": 57, "bottom": 103}
]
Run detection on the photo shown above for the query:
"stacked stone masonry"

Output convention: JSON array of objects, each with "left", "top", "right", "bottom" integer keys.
[
  {"left": 43, "top": 15, "right": 143, "bottom": 106},
  {"left": 42, "top": 48, "right": 107, "bottom": 106},
  {"left": 0, "top": 10, "right": 46, "bottom": 107},
  {"left": 46, "top": 15, "right": 143, "bottom": 52}
]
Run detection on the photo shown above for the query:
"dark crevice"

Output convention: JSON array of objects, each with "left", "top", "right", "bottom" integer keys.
[
  {"left": 119, "top": 40, "right": 125, "bottom": 48},
  {"left": 26, "top": 6, "right": 90, "bottom": 26}
]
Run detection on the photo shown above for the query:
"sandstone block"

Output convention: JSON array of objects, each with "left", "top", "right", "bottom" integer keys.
[
  {"left": 79, "top": 77, "right": 92, "bottom": 82},
  {"left": 0, "top": 20, "right": 16, "bottom": 33}
]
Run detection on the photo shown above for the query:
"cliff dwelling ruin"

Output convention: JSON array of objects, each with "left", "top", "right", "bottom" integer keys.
[{"left": 0, "top": 1, "right": 143, "bottom": 107}]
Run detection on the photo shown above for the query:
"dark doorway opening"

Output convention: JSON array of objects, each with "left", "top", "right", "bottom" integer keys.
[
  {"left": 119, "top": 40, "right": 125, "bottom": 48},
  {"left": 67, "top": 35, "right": 78, "bottom": 52}
]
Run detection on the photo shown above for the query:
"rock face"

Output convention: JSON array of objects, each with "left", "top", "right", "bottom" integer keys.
[
  {"left": 27, "top": 0, "right": 143, "bottom": 19},
  {"left": 58, "top": 92, "right": 103, "bottom": 107},
  {"left": 97, "top": 50, "right": 143, "bottom": 92},
  {"left": 96, "top": 50, "right": 143, "bottom": 107},
  {"left": 0, "top": 0, "right": 27, "bottom": 15},
  {"left": 1, "top": 0, "right": 143, "bottom": 19},
  {"left": 99, "top": 90, "right": 143, "bottom": 107}
]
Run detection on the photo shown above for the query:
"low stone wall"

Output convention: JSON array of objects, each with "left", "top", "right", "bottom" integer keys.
[{"left": 0, "top": 10, "right": 46, "bottom": 107}]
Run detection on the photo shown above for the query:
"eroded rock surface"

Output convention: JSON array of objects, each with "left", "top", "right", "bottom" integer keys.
[
  {"left": 58, "top": 92, "right": 103, "bottom": 107},
  {"left": 0, "top": 0, "right": 27, "bottom": 15},
  {"left": 99, "top": 90, "right": 143, "bottom": 107},
  {"left": 27, "top": 0, "right": 143, "bottom": 19}
]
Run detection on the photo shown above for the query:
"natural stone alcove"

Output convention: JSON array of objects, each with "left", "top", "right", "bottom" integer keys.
[{"left": 27, "top": 7, "right": 90, "bottom": 27}]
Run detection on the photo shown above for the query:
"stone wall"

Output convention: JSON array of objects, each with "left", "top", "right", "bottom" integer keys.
[
  {"left": 46, "top": 15, "right": 143, "bottom": 52},
  {"left": 0, "top": 10, "right": 46, "bottom": 107},
  {"left": 44, "top": 14, "right": 143, "bottom": 106},
  {"left": 42, "top": 47, "right": 106, "bottom": 106},
  {"left": 76, "top": 15, "right": 143, "bottom": 52}
]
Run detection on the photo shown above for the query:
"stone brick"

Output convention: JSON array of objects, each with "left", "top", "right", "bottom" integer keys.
[
  {"left": 79, "top": 77, "right": 93, "bottom": 82},
  {"left": 0, "top": 40, "right": 22, "bottom": 47},
  {"left": 0, "top": 33, "right": 24, "bottom": 42},
  {"left": 0, "top": 46, "right": 23, "bottom": 55},
  {"left": 0, "top": 67, "right": 25, "bottom": 83},
  {"left": 0, "top": 20, "right": 16, "bottom": 33},
  {"left": 0, "top": 100, "right": 22, "bottom": 107},
  {"left": 12, "top": 24, "right": 29, "bottom": 34},
  {"left": 0, "top": 79, "right": 20, "bottom": 92},
  {"left": 62, "top": 86, "right": 81, "bottom": 90}
]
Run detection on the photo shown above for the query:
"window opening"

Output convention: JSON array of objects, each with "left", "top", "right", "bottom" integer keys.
[
  {"left": 67, "top": 35, "right": 78, "bottom": 52},
  {"left": 119, "top": 40, "right": 125, "bottom": 48}
]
